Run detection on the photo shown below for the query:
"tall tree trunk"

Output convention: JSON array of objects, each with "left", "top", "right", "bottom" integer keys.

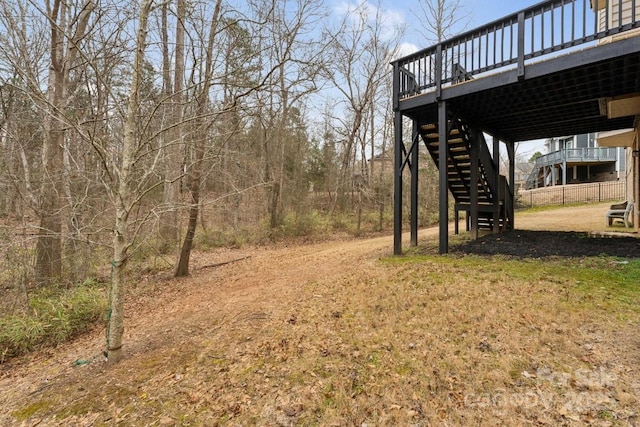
[
  {"left": 268, "top": 62, "right": 291, "bottom": 229},
  {"left": 337, "top": 116, "right": 360, "bottom": 212},
  {"left": 159, "top": 0, "right": 185, "bottom": 253},
  {"left": 35, "top": 141, "right": 64, "bottom": 283},
  {"left": 174, "top": 0, "right": 222, "bottom": 277},
  {"left": 62, "top": 138, "right": 79, "bottom": 283},
  {"left": 0, "top": 125, "right": 11, "bottom": 217},
  {"left": 35, "top": 0, "right": 66, "bottom": 285},
  {"left": 107, "top": 0, "right": 153, "bottom": 364},
  {"left": 174, "top": 139, "right": 204, "bottom": 276},
  {"left": 269, "top": 181, "right": 281, "bottom": 229},
  {"left": 378, "top": 110, "right": 391, "bottom": 231},
  {"left": 35, "top": 0, "right": 94, "bottom": 285}
]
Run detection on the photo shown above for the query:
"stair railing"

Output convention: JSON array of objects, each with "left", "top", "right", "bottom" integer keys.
[{"left": 468, "top": 127, "right": 499, "bottom": 203}]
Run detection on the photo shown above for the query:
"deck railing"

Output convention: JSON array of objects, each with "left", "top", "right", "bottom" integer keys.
[
  {"left": 525, "top": 147, "right": 619, "bottom": 188},
  {"left": 392, "top": 0, "right": 640, "bottom": 101},
  {"left": 535, "top": 147, "right": 618, "bottom": 167}
]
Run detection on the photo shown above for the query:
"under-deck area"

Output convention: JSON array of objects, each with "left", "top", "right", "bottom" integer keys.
[{"left": 392, "top": 0, "right": 640, "bottom": 254}]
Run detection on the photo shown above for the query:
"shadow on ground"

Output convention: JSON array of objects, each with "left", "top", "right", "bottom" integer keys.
[{"left": 454, "top": 230, "right": 640, "bottom": 258}]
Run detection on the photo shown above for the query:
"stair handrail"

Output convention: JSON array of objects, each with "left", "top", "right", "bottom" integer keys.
[
  {"left": 502, "top": 174, "right": 514, "bottom": 230},
  {"left": 474, "top": 130, "right": 499, "bottom": 202}
]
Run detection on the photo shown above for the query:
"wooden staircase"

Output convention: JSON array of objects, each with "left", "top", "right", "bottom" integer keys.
[{"left": 420, "top": 119, "right": 512, "bottom": 232}]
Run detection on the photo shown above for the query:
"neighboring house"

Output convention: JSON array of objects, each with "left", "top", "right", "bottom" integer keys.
[
  {"left": 525, "top": 133, "right": 626, "bottom": 189},
  {"left": 368, "top": 150, "right": 393, "bottom": 175}
]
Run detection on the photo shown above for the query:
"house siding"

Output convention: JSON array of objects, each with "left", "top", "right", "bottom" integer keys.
[{"left": 597, "top": 0, "right": 640, "bottom": 29}]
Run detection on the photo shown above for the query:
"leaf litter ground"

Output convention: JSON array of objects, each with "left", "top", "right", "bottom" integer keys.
[{"left": 1, "top": 203, "right": 639, "bottom": 426}]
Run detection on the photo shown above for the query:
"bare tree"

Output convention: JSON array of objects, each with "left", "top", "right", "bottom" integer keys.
[
  {"left": 174, "top": 0, "right": 326, "bottom": 275},
  {"left": 323, "top": 1, "right": 402, "bottom": 211},
  {"left": 0, "top": 0, "right": 421, "bottom": 364},
  {"left": 35, "top": 0, "right": 95, "bottom": 284},
  {"left": 414, "top": 0, "right": 470, "bottom": 44},
  {"left": 158, "top": 0, "right": 186, "bottom": 253},
  {"left": 256, "top": 0, "right": 326, "bottom": 228},
  {"left": 0, "top": 0, "right": 97, "bottom": 285},
  {"left": 106, "top": 0, "right": 155, "bottom": 364},
  {"left": 174, "top": 0, "right": 223, "bottom": 277}
]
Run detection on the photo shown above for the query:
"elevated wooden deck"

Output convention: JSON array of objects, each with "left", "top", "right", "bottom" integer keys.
[
  {"left": 391, "top": 0, "right": 640, "bottom": 254},
  {"left": 398, "top": 36, "right": 640, "bottom": 141}
]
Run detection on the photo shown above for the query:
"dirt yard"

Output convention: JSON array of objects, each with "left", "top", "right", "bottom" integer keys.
[
  {"left": 457, "top": 202, "right": 640, "bottom": 258},
  {"left": 1, "top": 203, "right": 639, "bottom": 426}
]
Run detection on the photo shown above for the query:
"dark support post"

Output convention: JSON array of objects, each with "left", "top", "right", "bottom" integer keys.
[
  {"left": 470, "top": 129, "right": 479, "bottom": 240},
  {"left": 393, "top": 63, "right": 403, "bottom": 255},
  {"left": 507, "top": 142, "right": 515, "bottom": 230},
  {"left": 517, "top": 12, "right": 525, "bottom": 80},
  {"left": 435, "top": 44, "right": 443, "bottom": 100},
  {"left": 634, "top": 123, "right": 640, "bottom": 232},
  {"left": 438, "top": 101, "right": 448, "bottom": 254},
  {"left": 493, "top": 136, "right": 500, "bottom": 233},
  {"left": 393, "top": 111, "right": 403, "bottom": 255},
  {"left": 410, "top": 121, "right": 419, "bottom": 246}
]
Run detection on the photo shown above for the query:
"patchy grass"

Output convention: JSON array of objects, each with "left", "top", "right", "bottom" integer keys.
[
  {"left": 516, "top": 202, "right": 593, "bottom": 214},
  {"left": 10, "top": 400, "right": 54, "bottom": 421},
  {"left": 7, "top": 250, "right": 639, "bottom": 426}
]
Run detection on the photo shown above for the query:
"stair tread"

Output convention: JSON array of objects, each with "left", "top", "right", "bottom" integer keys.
[{"left": 421, "top": 120, "right": 504, "bottom": 212}]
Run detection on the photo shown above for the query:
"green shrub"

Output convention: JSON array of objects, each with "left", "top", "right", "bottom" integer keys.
[{"left": 0, "top": 280, "right": 107, "bottom": 362}]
